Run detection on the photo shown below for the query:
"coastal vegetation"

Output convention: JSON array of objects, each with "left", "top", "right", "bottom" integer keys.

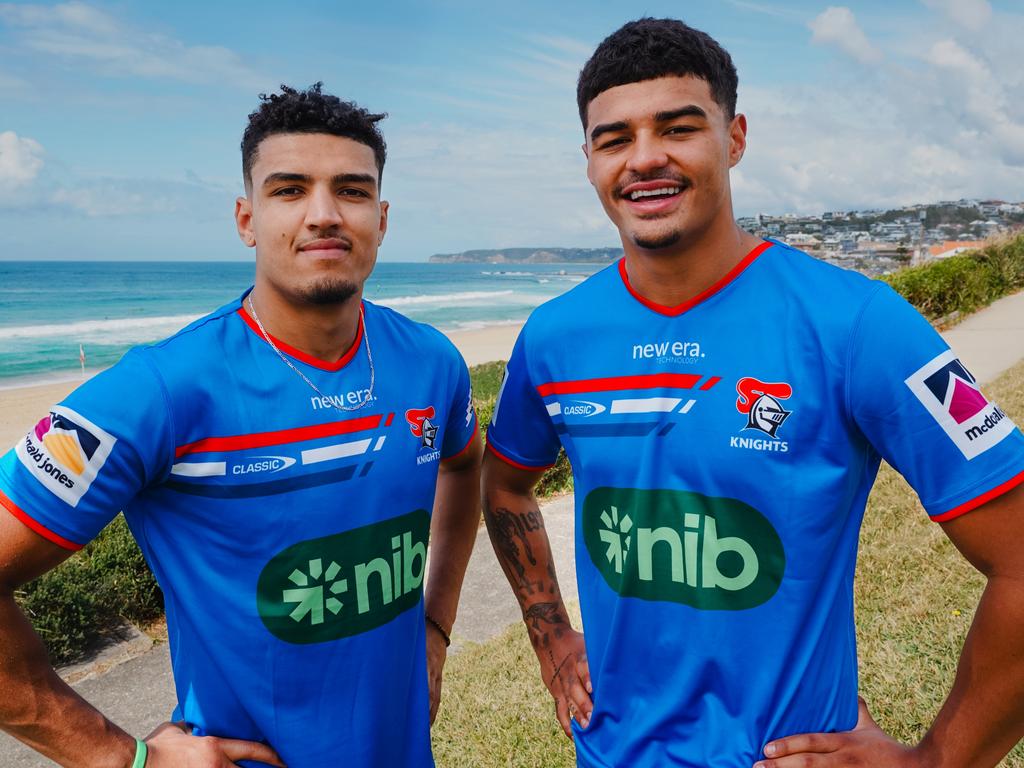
[{"left": 884, "top": 232, "right": 1024, "bottom": 323}]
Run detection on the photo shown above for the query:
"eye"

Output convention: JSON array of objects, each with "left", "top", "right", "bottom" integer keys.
[
  {"left": 338, "top": 188, "right": 371, "bottom": 198},
  {"left": 271, "top": 186, "right": 303, "bottom": 197},
  {"left": 666, "top": 125, "right": 698, "bottom": 136},
  {"left": 597, "top": 136, "right": 630, "bottom": 150}
]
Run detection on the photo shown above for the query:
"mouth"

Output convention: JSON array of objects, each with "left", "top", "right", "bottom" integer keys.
[
  {"left": 619, "top": 179, "right": 689, "bottom": 215},
  {"left": 298, "top": 238, "right": 352, "bottom": 258}
]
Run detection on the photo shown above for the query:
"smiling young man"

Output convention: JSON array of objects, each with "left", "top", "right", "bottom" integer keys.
[
  {"left": 0, "top": 84, "right": 481, "bottom": 767},
  {"left": 483, "top": 18, "right": 1024, "bottom": 768}
]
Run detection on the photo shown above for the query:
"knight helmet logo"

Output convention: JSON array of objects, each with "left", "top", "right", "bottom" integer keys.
[
  {"left": 405, "top": 406, "right": 438, "bottom": 449},
  {"left": 736, "top": 378, "right": 793, "bottom": 438}
]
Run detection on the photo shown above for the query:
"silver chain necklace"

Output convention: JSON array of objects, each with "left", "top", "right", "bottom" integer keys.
[{"left": 247, "top": 293, "right": 375, "bottom": 413}]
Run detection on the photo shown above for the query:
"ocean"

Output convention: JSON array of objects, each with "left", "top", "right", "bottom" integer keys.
[{"left": 0, "top": 261, "right": 603, "bottom": 388}]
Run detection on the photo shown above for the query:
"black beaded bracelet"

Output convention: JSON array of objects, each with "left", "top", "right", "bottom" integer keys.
[{"left": 425, "top": 614, "right": 451, "bottom": 647}]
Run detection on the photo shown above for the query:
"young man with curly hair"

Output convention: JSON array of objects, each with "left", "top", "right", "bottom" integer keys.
[
  {"left": 484, "top": 18, "right": 1024, "bottom": 768},
  {"left": 0, "top": 83, "right": 482, "bottom": 767}
]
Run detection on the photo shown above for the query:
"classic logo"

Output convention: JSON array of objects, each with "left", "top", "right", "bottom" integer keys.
[
  {"left": 257, "top": 509, "right": 430, "bottom": 644},
  {"left": 736, "top": 378, "right": 793, "bottom": 438},
  {"left": 231, "top": 455, "right": 297, "bottom": 476},
  {"left": 583, "top": 487, "right": 785, "bottom": 610},
  {"left": 562, "top": 400, "right": 607, "bottom": 418},
  {"left": 905, "top": 350, "right": 1015, "bottom": 459},
  {"left": 406, "top": 406, "right": 438, "bottom": 449},
  {"left": 16, "top": 406, "right": 115, "bottom": 507}
]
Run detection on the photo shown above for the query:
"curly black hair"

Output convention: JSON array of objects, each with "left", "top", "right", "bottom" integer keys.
[
  {"left": 576, "top": 18, "right": 738, "bottom": 129},
  {"left": 241, "top": 83, "right": 387, "bottom": 187}
]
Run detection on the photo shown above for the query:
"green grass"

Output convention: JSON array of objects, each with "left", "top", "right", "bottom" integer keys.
[{"left": 433, "top": 361, "right": 1024, "bottom": 767}]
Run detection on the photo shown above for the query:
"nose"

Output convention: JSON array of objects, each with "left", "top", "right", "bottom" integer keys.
[
  {"left": 305, "top": 184, "right": 343, "bottom": 230},
  {"left": 625, "top": 132, "right": 669, "bottom": 175}
]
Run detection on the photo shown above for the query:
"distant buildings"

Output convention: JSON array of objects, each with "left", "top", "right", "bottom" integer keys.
[{"left": 738, "top": 198, "right": 1024, "bottom": 277}]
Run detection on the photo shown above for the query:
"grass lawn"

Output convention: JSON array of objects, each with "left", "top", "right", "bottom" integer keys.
[{"left": 432, "top": 360, "right": 1024, "bottom": 767}]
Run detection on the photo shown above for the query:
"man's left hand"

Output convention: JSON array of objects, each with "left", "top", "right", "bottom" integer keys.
[
  {"left": 426, "top": 620, "right": 448, "bottom": 725},
  {"left": 755, "top": 698, "right": 923, "bottom": 768}
]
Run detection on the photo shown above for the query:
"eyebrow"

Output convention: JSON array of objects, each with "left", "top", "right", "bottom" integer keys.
[
  {"left": 261, "top": 172, "right": 377, "bottom": 189},
  {"left": 589, "top": 104, "right": 709, "bottom": 143}
]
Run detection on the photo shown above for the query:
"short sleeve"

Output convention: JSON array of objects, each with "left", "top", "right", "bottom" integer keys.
[
  {"left": 0, "top": 350, "right": 174, "bottom": 548},
  {"left": 486, "top": 325, "right": 561, "bottom": 470},
  {"left": 440, "top": 347, "right": 477, "bottom": 462},
  {"left": 848, "top": 285, "right": 1024, "bottom": 521}
]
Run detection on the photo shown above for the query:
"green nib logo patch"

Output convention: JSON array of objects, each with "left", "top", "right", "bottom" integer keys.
[
  {"left": 583, "top": 488, "right": 784, "bottom": 611},
  {"left": 257, "top": 509, "right": 430, "bottom": 644}
]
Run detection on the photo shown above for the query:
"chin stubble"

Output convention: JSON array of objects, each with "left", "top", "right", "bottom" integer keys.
[
  {"left": 631, "top": 230, "right": 682, "bottom": 250},
  {"left": 298, "top": 278, "right": 359, "bottom": 306}
]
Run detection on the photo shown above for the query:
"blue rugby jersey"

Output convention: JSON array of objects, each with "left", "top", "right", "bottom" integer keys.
[
  {"left": 487, "top": 240, "right": 1024, "bottom": 768},
  {"left": 0, "top": 293, "right": 477, "bottom": 768}
]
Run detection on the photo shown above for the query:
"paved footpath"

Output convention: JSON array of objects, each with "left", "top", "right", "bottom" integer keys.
[{"left": 4, "top": 291, "right": 1024, "bottom": 764}]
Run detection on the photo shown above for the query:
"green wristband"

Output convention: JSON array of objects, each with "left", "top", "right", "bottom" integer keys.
[{"left": 131, "top": 738, "right": 148, "bottom": 768}]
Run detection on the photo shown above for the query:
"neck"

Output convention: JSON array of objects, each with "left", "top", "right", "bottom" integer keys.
[
  {"left": 247, "top": 283, "right": 362, "bottom": 364},
  {"left": 622, "top": 217, "right": 763, "bottom": 310}
]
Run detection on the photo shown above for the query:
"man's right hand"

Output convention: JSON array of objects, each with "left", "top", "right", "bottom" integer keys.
[
  {"left": 536, "top": 628, "right": 593, "bottom": 739},
  {"left": 145, "top": 722, "right": 286, "bottom": 767}
]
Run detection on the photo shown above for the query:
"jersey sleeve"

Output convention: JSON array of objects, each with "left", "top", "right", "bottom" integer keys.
[
  {"left": 0, "top": 349, "right": 174, "bottom": 549},
  {"left": 486, "top": 324, "right": 561, "bottom": 470},
  {"left": 440, "top": 346, "right": 478, "bottom": 462},
  {"left": 848, "top": 284, "right": 1024, "bottom": 521}
]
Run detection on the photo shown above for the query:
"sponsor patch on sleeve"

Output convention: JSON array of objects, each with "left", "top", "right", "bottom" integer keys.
[
  {"left": 905, "top": 350, "right": 1015, "bottom": 459},
  {"left": 15, "top": 406, "right": 116, "bottom": 506}
]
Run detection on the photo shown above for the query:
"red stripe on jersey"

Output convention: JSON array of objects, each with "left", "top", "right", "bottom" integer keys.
[
  {"left": 237, "top": 304, "right": 364, "bottom": 372},
  {"left": 175, "top": 414, "right": 382, "bottom": 458},
  {"left": 0, "top": 490, "right": 83, "bottom": 551},
  {"left": 385, "top": 413, "right": 394, "bottom": 427},
  {"left": 485, "top": 440, "right": 555, "bottom": 472},
  {"left": 700, "top": 376, "right": 722, "bottom": 391},
  {"left": 618, "top": 240, "right": 773, "bottom": 317},
  {"left": 536, "top": 373, "right": 702, "bottom": 397},
  {"left": 932, "top": 468, "right": 1024, "bottom": 523}
]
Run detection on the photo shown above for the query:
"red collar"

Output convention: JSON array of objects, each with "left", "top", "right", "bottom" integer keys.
[{"left": 237, "top": 303, "right": 365, "bottom": 372}]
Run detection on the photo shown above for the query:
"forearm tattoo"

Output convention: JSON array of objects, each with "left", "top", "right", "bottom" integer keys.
[{"left": 486, "top": 503, "right": 547, "bottom": 595}]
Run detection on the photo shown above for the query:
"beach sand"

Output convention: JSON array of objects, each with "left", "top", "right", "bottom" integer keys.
[{"left": 0, "top": 323, "right": 521, "bottom": 449}]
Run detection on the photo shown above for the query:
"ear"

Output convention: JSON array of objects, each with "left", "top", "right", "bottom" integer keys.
[
  {"left": 235, "top": 196, "right": 256, "bottom": 247},
  {"left": 582, "top": 141, "right": 595, "bottom": 186},
  {"left": 377, "top": 199, "right": 389, "bottom": 245},
  {"left": 728, "top": 113, "right": 748, "bottom": 168}
]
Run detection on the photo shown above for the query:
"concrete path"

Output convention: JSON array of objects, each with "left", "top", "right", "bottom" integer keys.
[{"left": 3, "top": 290, "right": 1023, "bottom": 765}]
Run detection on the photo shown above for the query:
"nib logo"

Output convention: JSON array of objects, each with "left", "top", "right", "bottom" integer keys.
[
  {"left": 598, "top": 505, "right": 633, "bottom": 574},
  {"left": 282, "top": 558, "right": 348, "bottom": 626},
  {"left": 258, "top": 510, "right": 429, "bottom": 644},
  {"left": 583, "top": 488, "right": 785, "bottom": 611}
]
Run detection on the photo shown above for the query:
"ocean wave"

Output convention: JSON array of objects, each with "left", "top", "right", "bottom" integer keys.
[
  {"left": 374, "top": 290, "right": 515, "bottom": 308},
  {"left": 0, "top": 314, "right": 203, "bottom": 341}
]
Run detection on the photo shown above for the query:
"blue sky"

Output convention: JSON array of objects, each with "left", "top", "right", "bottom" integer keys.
[{"left": 0, "top": 0, "right": 1021, "bottom": 261}]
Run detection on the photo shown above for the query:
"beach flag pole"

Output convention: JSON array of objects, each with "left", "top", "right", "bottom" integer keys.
[{"left": 79, "top": 344, "right": 86, "bottom": 379}]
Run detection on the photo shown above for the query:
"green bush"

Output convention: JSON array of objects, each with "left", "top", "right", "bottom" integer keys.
[
  {"left": 16, "top": 515, "right": 162, "bottom": 666},
  {"left": 885, "top": 234, "right": 1024, "bottom": 321},
  {"left": 470, "top": 361, "right": 574, "bottom": 498}
]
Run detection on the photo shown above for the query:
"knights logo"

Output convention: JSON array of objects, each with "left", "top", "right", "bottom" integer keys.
[
  {"left": 736, "top": 378, "right": 793, "bottom": 438},
  {"left": 405, "top": 407, "right": 438, "bottom": 449}
]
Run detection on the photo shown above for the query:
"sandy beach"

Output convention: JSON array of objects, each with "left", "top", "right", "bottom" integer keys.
[{"left": 0, "top": 323, "right": 521, "bottom": 449}]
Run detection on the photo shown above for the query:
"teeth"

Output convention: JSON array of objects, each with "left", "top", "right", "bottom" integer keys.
[{"left": 629, "top": 187, "right": 681, "bottom": 201}]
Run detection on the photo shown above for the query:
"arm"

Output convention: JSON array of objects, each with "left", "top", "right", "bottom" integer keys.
[
  {"left": 482, "top": 450, "right": 592, "bottom": 737},
  {"left": 0, "top": 508, "right": 284, "bottom": 767},
  {"left": 424, "top": 431, "right": 484, "bottom": 724},
  {"left": 758, "top": 482, "right": 1024, "bottom": 768}
]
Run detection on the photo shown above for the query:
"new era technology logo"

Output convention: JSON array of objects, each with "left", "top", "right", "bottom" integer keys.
[
  {"left": 16, "top": 406, "right": 116, "bottom": 506},
  {"left": 905, "top": 350, "right": 1015, "bottom": 460}
]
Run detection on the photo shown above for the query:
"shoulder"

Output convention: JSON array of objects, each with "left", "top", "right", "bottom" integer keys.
[
  {"left": 521, "top": 261, "right": 621, "bottom": 339},
  {"left": 363, "top": 300, "right": 464, "bottom": 366}
]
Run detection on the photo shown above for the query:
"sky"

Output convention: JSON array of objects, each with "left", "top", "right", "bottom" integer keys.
[{"left": 0, "top": 0, "right": 1021, "bottom": 261}]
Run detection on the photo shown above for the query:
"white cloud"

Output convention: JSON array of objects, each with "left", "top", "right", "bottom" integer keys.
[
  {"left": 0, "top": 131, "right": 44, "bottom": 186},
  {"left": 0, "top": 1, "right": 267, "bottom": 88},
  {"left": 921, "top": 0, "right": 992, "bottom": 31},
  {"left": 808, "top": 7, "right": 883, "bottom": 64}
]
